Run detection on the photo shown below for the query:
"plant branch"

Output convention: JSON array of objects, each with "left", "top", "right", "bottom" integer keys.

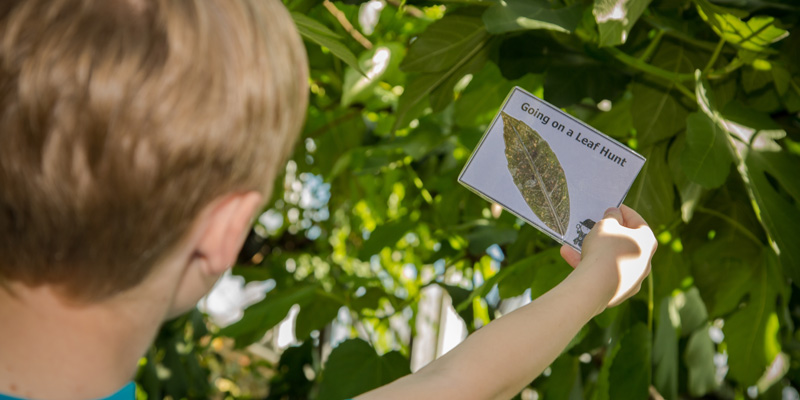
[
  {"left": 639, "top": 30, "right": 665, "bottom": 62},
  {"left": 606, "top": 47, "right": 695, "bottom": 83},
  {"left": 323, "top": 0, "right": 373, "bottom": 50}
]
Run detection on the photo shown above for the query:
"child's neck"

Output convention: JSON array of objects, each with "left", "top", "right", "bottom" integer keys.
[{"left": 0, "top": 283, "right": 167, "bottom": 400}]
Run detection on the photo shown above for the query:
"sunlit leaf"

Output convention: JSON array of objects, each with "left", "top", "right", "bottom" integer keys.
[
  {"left": 593, "top": 0, "right": 652, "bottom": 47},
  {"left": 482, "top": 0, "right": 583, "bottom": 34}
]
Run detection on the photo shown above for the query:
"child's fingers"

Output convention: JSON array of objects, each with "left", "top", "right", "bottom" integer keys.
[
  {"left": 619, "top": 205, "right": 648, "bottom": 229},
  {"left": 559, "top": 244, "right": 581, "bottom": 268},
  {"left": 603, "top": 207, "right": 623, "bottom": 225}
]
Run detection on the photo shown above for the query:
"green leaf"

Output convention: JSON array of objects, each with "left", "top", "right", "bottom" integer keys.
[
  {"left": 593, "top": 0, "right": 652, "bottom": 47},
  {"left": 653, "top": 297, "right": 679, "bottom": 400},
  {"left": 630, "top": 40, "right": 700, "bottom": 145},
  {"left": 544, "top": 355, "right": 581, "bottom": 399},
  {"left": 464, "top": 225, "right": 518, "bottom": 255},
  {"left": 401, "top": 12, "right": 489, "bottom": 73},
  {"left": 743, "top": 149, "right": 800, "bottom": 282},
  {"left": 220, "top": 285, "right": 317, "bottom": 347},
  {"left": 724, "top": 250, "right": 782, "bottom": 386},
  {"left": 668, "top": 133, "right": 704, "bottom": 222},
  {"left": 625, "top": 145, "right": 676, "bottom": 229},
  {"left": 596, "top": 324, "right": 652, "bottom": 400},
  {"left": 496, "top": 248, "right": 571, "bottom": 300},
  {"left": 341, "top": 44, "right": 403, "bottom": 107},
  {"left": 454, "top": 62, "right": 543, "bottom": 128},
  {"left": 291, "top": 12, "right": 364, "bottom": 75},
  {"left": 695, "top": 0, "right": 788, "bottom": 53},
  {"left": 482, "top": 0, "right": 583, "bottom": 34},
  {"left": 358, "top": 219, "right": 416, "bottom": 261},
  {"left": 680, "top": 112, "right": 733, "bottom": 188},
  {"left": 295, "top": 294, "right": 343, "bottom": 340},
  {"left": 394, "top": 14, "right": 490, "bottom": 129},
  {"left": 676, "top": 287, "right": 708, "bottom": 334},
  {"left": 317, "top": 339, "right": 410, "bottom": 400},
  {"left": 685, "top": 326, "right": 719, "bottom": 397}
]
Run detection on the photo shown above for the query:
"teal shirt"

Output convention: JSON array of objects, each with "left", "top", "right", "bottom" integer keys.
[{"left": 0, "top": 382, "right": 135, "bottom": 400}]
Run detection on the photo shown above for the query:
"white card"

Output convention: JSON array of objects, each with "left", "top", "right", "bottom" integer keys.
[{"left": 458, "top": 87, "right": 645, "bottom": 251}]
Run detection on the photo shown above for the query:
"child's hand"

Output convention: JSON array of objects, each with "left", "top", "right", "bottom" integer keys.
[{"left": 560, "top": 205, "right": 657, "bottom": 308}]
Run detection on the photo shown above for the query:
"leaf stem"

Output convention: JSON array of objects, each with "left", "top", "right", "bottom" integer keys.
[
  {"left": 647, "top": 273, "right": 654, "bottom": 332},
  {"left": 695, "top": 206, "right": 763, "bottom": 245},
  {"left": 639, "top": 30, "right": 665, "bottom": 62},
  {"left": 703, "top": 38, "right": 726, "bottom": 74},
  {"left": 606, "top": 47, "right": 695, "bottom": 83}
]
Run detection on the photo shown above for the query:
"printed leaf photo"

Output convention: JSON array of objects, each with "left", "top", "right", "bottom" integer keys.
[{"left": 501, "top": 112, "right": 570, "bottom": 237}]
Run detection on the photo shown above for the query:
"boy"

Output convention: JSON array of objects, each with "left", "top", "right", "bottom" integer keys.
[{"left": 0, "top": 1, "right": 657, "bottom": 399}]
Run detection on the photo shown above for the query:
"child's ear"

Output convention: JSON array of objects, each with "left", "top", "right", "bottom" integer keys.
[{"left": 192, "top": 191, "right": 263, "bottom": 276}]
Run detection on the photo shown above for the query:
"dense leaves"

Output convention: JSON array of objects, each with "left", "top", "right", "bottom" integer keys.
[{"left": 139, "top": 0, "right": 800, "bottom": 398}]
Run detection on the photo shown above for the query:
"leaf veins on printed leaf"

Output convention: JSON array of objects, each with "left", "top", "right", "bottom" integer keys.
[{"left": 501, "top": 112, "right": 570, "bottom": 237}]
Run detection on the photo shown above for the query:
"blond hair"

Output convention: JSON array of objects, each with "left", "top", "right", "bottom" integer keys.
[{"left": 0, "top": 0, "right": 308, "bottom": 300}]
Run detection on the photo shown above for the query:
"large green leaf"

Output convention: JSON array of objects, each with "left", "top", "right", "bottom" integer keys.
[
  {"left": 653, "top": 297, "right": 679, "bottom": 400},
  {"left": 742, "top": 149, "right": 800, "bottom": 281},
  {"left": 220, "top": 285, "right": 318, "bottom": 347},
  {"left": 394, "top": 12, "right": 490, "bottom": 129},
  {"left": 593, "top": 0, "right": 652, "bottom": 47},
  {"left": 295, "top": 293, "right": 343, "bottom": 340},
  {"left": 291, "top": 12, "right": 363, "bottom": 75},
  {"left": 317, "top": 339, "right": 410, "bottom": 400},
  {"left": 630, "top": 40, "right": 701, "bottom": 145},
  {"left": 680, "top": 112, "right": 734, "bottom": 188},
  {"left": 625, "top": 145, "right": 676, "bottom": 230},
  {"left": 596, "top": 324, "right": 652, "bottom": 400},
  {"left": 723, "top": 250, "right": 783, "bottom": 386},
  {"left": 482, "top": 0, "right": 583, "bottom": 34},
  {"left": 401, "top": 12, "right": 488, "bottom": 73}
]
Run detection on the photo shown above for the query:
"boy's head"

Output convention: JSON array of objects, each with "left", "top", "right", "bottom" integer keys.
[{"left": 0, "top": 0, "right": 308, "bottom": 302}]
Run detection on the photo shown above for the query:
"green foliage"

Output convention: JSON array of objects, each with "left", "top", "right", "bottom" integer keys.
[{"left": 139, "top": 0, "right": 800, "bottom": 398}]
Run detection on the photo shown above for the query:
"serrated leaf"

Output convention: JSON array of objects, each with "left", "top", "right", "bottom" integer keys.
[
  {"left": 291, "top": 12, "right": 364, "bottom": 75},
  {"left": 680, "top": 112, "right": 733, "bottom": 188},
  {"left": 501, "top": 112, "right": 570, "bottom": 237},
  {"left": 593, "top": 0, "right": 652, "bottom": 47},
  {"left": 482, "top": 0, "right": 583, "bottom": 34},
  {"left": 317, "top": 339, "right": 410, "bottom": 400}
]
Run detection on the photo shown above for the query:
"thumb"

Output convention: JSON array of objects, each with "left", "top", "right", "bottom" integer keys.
[{"left": 603, "top": 207, "right": 623, "bottom": 225}]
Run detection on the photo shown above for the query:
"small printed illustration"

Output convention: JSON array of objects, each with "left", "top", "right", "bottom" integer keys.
[
  {"left": 572, "top": 219, "right": 596, "bottom": 248},
  {"left": 501, "top": 112, "right": 570, "bottom": 238}
]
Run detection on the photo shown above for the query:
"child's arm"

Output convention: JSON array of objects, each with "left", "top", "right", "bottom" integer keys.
[{"left": 355, "top": 205, "right": 657, "bottom": 400}]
